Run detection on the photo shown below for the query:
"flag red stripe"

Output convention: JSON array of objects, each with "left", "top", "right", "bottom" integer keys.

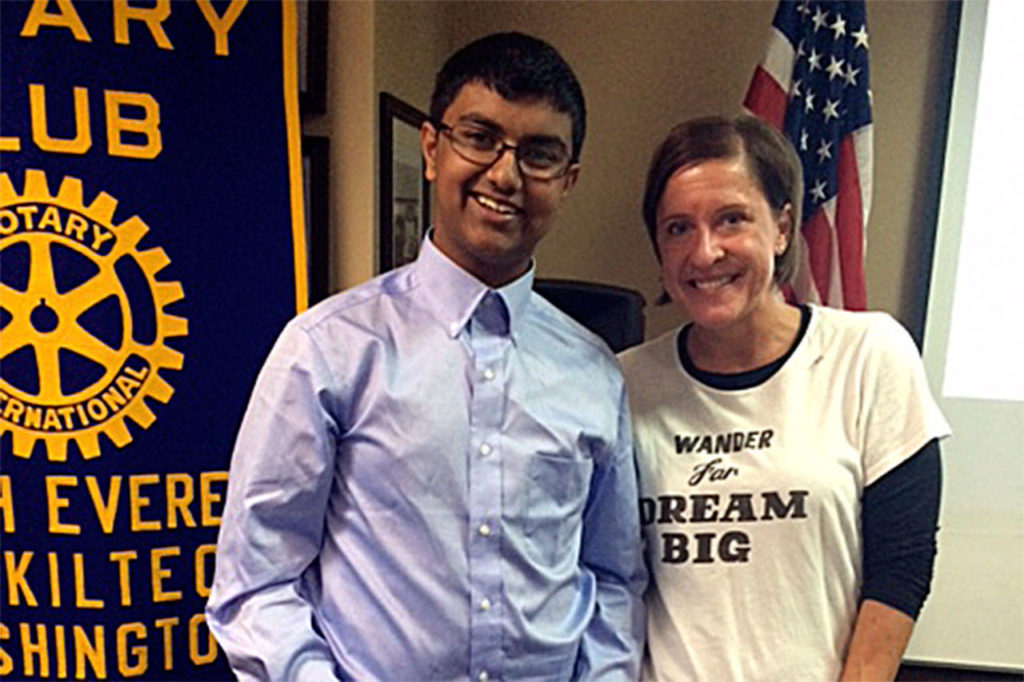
[
  {"left": 743, "top": 66, "right": 787, "bottom": 131},
  {"left": 744, "top": 1, "right": 871, "bottom": 310},
  {"left": 802, "top": 210, "right": 833, "bottom": 304},
  {"left": 835, "top": 137, "right": 866, "bottom": 310}
]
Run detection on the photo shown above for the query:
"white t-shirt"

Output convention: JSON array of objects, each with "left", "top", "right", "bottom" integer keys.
[{"left": 618, "top": 305, "right": 950, "bottom": 681}]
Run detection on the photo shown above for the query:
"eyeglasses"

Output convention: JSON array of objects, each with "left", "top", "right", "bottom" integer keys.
[{"left": 435, "top": 121, "right": 573, "bottom": 180}]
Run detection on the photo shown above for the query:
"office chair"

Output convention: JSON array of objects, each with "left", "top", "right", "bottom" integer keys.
[{"left": 534, "top": 279, "right": 646, "bottom": 353}]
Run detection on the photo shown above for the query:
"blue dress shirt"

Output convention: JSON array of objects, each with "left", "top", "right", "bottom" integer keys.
[{"left": 206, "top": 237, "right": 646, "bottom": 681}]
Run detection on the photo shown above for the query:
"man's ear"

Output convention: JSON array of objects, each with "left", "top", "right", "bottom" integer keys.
[
  {"left": 560, "top": 163, "right": 580, "bottom": 198},
  {"left": 420, "top": 121, "right": 439, "bottom": 182}
]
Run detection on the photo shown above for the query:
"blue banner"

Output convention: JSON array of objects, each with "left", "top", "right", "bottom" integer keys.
[{"left": 0, "top": 0, "right": 305, "bottom": 677}]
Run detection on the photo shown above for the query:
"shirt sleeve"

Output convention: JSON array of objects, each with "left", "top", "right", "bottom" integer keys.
[
  {"left": 859, "top": 315, "right": 951, "bottom": 485},
  {"left": 861, "top": 440, "right": 942, "bottom": 619},
  {"left": 573, "top": 382, "right": 648, "bottom": 681},
  {"left": 205, "top": 322, "right": 341, "bottom": 681}
]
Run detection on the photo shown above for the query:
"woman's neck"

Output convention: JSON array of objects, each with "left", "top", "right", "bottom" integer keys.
[{"left": 686, "top": 299, "right": 803, "bottom": 374}]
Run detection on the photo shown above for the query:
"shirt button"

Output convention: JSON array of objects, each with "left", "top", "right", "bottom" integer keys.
[
  {"left": 478, "top": 523, "right": 491, "bottom": 537},
  {"left": 482, "top": 368, "right": 495, "bottom": 381},
  {"left": 449, "top": 322, "right": 460, "bottom": 335},
  {"left": 479, "top": 597, "right": 491, "bottom": 611},
  {"left": 478, "top": 671, "right": 489, "bottom": 682},
  {"left": 478, "top": 443, "right": 492, "bottom": 456}
]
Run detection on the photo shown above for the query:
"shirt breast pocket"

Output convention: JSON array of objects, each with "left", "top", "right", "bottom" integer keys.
[{"left": 525, "top": 452, "right": 593, "bottom": 566}]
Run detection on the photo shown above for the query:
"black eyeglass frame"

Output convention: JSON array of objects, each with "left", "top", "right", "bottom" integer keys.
[{"left": 433, "top": 121, "right": 576, "bottom": 180}]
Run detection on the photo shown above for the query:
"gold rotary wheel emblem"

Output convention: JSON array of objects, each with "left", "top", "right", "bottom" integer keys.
[{"left": 0, "top": 170, "right": 187, "bottom": 461}]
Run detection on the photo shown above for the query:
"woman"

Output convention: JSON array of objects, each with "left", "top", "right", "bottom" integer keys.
[{"left": 619, "top": 116, "right": 949, "bottom": 681}]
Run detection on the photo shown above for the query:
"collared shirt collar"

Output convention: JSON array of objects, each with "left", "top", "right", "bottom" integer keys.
[{"left": 412, "top": 232, "right": 534, "bottom": 339}]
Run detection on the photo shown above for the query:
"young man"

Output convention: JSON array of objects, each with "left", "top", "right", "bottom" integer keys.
[{"left": 207, "top": 32, "right": 646, "bottom": 681}]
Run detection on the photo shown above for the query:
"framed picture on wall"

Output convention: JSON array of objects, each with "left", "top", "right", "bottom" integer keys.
[
  {"left": 379, "top": 92, "right": 431, "bottom": 272},
  {"left": 298, "top": 0, "right": 327, "bottom": 115},
  {"left": 302, "top": 135, "right": 330, "bottom": 303}
]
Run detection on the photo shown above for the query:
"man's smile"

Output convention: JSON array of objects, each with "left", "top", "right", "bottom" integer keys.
[{"left": 469, "top": 191, "right": 523, "bottom": 216}]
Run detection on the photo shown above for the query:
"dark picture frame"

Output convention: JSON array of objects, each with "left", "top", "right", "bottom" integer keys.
[
  {"left": 302, "top": 135, "right": 330, "bottom": 304},
  {"left": 379, "top": 92, "right": 431, "bottom": 273},
  {"left": 298, "top": 0, "right": 327, "bottom": 115}
]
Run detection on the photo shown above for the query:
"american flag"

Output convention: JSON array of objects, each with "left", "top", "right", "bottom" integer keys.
[{"left": 744, "top": 0, "right": 872, "bottom": 309}]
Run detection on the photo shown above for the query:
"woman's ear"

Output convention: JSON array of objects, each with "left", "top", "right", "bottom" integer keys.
[{"left": 775, "top": 202, "right": 795, "bottom": 254}]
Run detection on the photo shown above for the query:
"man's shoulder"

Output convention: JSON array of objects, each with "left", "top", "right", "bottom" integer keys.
[{"left": 291, "top": 266, "right": 416, "bottom": 335}]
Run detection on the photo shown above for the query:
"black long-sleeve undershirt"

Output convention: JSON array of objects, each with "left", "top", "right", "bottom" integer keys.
[{"left": 861, "top": 439, "right": 941, "bottom": 619}]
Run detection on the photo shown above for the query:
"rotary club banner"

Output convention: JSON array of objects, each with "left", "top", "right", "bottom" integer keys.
[{"left": 0, "top": 1, "right": 307, "bottom": 678}]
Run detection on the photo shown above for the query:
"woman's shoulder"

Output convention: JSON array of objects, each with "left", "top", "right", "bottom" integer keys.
[
  {"left": 617, "top": 326, "right": 681, "bottom": 379},
  {"left": 809, "top": 304, "right": 914, "bottom": 346}
]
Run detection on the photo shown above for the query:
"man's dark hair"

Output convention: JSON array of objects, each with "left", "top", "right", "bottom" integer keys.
[{"left": 430, "top": 32, "right": 586, "bottom": 162}]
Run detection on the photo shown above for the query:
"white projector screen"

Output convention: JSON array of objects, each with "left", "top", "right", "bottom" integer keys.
[{"left": 905, "top": 0, "right": 1024, "bottom": 671}]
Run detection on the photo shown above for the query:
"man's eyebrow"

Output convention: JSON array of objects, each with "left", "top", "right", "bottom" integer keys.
[
  {"left": 456, "top": 114, "right": 502, "bottom": 132},
  {"left": 456, "top": 114, "right": 568, "bottom": 148},
  {"left": 522, "top": 134, "right": 568, "bottom": 149}
]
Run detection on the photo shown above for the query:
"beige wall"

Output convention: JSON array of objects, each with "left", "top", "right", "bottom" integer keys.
[
  {"left": 374, "top": 2, "right": 450, "bottom": 113},
  {"left": 304, "top": 1, "right": 377, "bottom": 292},
  {"left": 867, "top": 1, "right": 952, "bottom": 333},
  {"left": 310, "top": 0, "right": 952, "bottom": 338}
]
